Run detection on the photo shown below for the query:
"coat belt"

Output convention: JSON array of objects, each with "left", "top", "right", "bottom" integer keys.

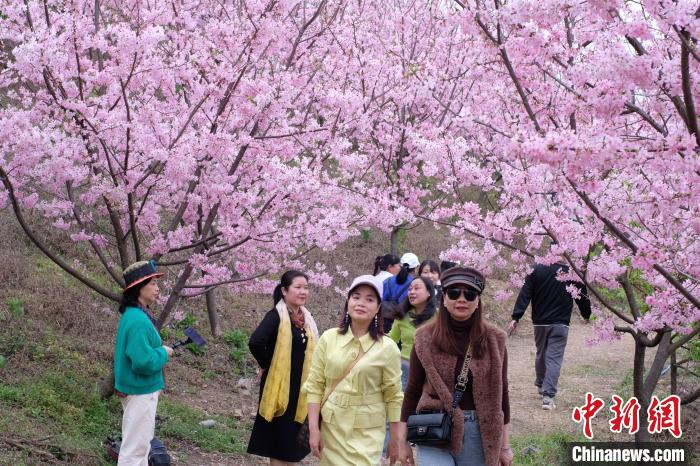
[{"left": 327, "top": 391, "right": 384, "bottom": 407}]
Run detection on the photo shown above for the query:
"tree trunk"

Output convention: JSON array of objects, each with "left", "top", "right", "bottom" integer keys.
[
  {"left": 670, "top": 349, "right": 677, "bottom": 395},
  {"left": 390, "top": 225, "right": 402, "bottom": 256},
  {"left": 206, "top": 288, "right": 221, "bottom": 337},
  {"left": 634, "top": 332, "right": 673, "bottom": 444},
  {"left": 633, "top": 338, "right": 652, "bottom": 443},
  {"left": 99, "top": 372, "right": 115, "bottom": 400}
]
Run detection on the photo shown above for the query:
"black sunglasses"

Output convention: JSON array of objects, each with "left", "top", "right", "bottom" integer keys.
[{"left": 445, "top": 287, "right": 480, "bottom": 302}]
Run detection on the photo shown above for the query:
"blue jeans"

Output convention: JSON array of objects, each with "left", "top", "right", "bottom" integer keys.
[
  {"left": 401, "top": 358, "right": 410, "bottom": 390},
  {"left": 416, "top": 411, "right": 486, "bottom": 466}
]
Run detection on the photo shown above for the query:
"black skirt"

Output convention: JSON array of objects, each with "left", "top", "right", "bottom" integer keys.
[{"left": 247, "top": 312, "right": 310, "bottom": 461}]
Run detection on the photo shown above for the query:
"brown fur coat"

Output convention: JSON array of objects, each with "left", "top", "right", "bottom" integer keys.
[{"left": 413, "top": 322, "right": 508, "bottom": 465}]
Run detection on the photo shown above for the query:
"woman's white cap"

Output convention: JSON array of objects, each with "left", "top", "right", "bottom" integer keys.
[
  {"left": 400, "top": 252, "right": 420, "bottom": 269},
  {"left": 348, "top": 274, "right": 384, "bottom": 300}
]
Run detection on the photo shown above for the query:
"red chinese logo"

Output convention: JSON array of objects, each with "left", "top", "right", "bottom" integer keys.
[
  {"left": 572, "top": 392, "right": 605, "bottom": 439},
  {"left": 609, "top": 395, "right": 640, "bottom": 434},
  {"left": 572, "top": 393, "right": 683, "bottom": 439},
  {"left": 647, "top": 395, "right": 682, "bottom": 438}
]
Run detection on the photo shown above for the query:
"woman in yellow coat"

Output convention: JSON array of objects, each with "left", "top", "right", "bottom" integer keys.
[{"left": 303, "top": 275, "right": 403, "bottom": 466}]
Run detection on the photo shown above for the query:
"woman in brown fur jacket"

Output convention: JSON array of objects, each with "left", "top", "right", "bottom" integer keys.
[{"left": 396, "top": 266, "right": 513, "bottom": 466}]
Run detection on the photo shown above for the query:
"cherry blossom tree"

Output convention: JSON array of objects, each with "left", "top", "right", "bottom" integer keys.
[
  {"left": 409, "top": 0, "right": 700, "bottom": 440},
  {"left": 2, "top": 0, "right": 699, "bottom": 436},
  {"left": 0, "top": 0, "right": 377, "bottom": 335}
]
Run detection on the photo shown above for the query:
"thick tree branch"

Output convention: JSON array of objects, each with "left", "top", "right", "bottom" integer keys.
[
  {"left": 414, "top": 213, "right": 535, "bottom": 258},
  {"left": 623, "top": 103, "right": 667, "bottom": 136},
  {"left": 680, "top": 30, "right": 700, "bottom": 147},
  {"left": 66, "top": 181, "right": 124, "bottom": 286},
  {"left": 643, "top": 331, "right": 673, "bottom": 396},
  {"left": 668, "top": 326, "right": 700, "bottom": 354},
  {"left": 285, "top": 0, "right": 327, "bottom": 69},
  {"left": 619, "top": 274, "right": 641, "bottom": 320},
  {"left": 1, "top": 167, "right": 120, "bottom": 301},
  {"left": 567, "top": 178, "right": 700, "bottom": 310},
  {"left": 165, "top": 232, "right": 223, "bottom": 254}
]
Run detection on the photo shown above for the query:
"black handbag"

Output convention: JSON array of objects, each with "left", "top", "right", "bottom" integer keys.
[
  {"left": 104, "top": 436, "right": 171, "bottom": 466},
  {"left": 406, "top": 345, "right": 472, "bottom": 446}
]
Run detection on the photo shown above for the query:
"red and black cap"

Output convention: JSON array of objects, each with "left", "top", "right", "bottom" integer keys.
[{"left": 123, "top": 260, "right": 164, "bottom": 291}]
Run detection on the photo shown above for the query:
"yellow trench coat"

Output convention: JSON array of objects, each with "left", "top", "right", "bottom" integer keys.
[{"left": 302, "top": 328, "right": 403, "bottom": 466}]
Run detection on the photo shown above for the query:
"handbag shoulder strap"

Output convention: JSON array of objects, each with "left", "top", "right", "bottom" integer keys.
[
  {"left": 320, "top": 340, "right": 376, "bottom": 408},
  {"left": 451, "top": 344, "right": 473, "bottom": 414}
]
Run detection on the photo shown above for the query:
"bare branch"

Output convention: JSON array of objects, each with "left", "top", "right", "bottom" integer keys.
[{"left": 414, "top": 213, "right": 535, "bottom": 258}]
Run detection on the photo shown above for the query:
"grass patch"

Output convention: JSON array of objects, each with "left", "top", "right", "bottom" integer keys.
[
  {"left": 158, "top": 399, "right": 247, "bottom": 453},
  {"left": 0, "top": 366, "right": 247, "bottom": 463},
  {"left": 615, "top": 369, "right": 638, "bottom": 401},
  {"left": 511, "top": 430, "right": 583, "bottom": 465},
  {"left": 0, "top": 370, "right": 122, "bottom": 457}
]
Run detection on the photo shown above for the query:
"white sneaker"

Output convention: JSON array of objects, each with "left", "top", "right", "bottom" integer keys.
[{"left": 542, "top": 396, "right": 556, "bottom": 410}]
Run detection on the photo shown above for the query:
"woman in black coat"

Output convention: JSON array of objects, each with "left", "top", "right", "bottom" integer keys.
[{"left": 247, "top": 270, "right": 319, "bottom": 465}]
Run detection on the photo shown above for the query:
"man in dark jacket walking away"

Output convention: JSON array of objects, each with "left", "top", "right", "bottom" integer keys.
[{"left": 509, "top": 262, "right": 591, "bottom": 410}]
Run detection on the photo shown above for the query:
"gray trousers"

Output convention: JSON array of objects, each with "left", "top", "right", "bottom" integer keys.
[{"left": 534, "top": 325, "right": 569, "bottom": 398}]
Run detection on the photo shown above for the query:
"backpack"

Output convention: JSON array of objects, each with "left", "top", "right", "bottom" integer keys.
[{"left": 104, "top": 436, "right": 171, "bottom": 466}]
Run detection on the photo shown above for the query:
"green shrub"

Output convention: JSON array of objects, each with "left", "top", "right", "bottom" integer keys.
[
  {"left": 360, "top": 228, "right": 372, "bottom": 242},
  {"left": 0, "top": 332, "right": 26, "bottom": 357},
  {"left": 223, "top": 329, "right": 250, "bottom": 375},
  {"left": 6, "top": 298, "right": 23, "bottom": 318},
  {"left": 176, "top": 313, "right": 197, "bottom": 330}
]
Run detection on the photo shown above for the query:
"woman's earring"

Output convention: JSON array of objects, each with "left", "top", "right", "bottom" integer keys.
[
  {"left": 374, "top": 314, "right": 378, "bottom": 327},
  {"left": 345, "top": 312, "right": 350, "bottom": 325}
]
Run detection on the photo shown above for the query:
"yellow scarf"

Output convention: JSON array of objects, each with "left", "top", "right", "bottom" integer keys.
[{"left": 259, "top": 300, "right": 318, "bottom": 423}]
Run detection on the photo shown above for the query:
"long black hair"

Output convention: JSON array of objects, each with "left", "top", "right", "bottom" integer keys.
[
  {"left": 396, "top": 263, "right": 416, "bottom": 285},
  {"left": 337, "top": 285, "right": 384, "bottom": 341},
  {"left": 118, "top": 278, "right": 151, "bottom": 314},
  {"left": 394, "top": 277, "right": 436, "bottom": 326},
  {"left": 272, "top": 270, "right": 309, "bottom": 305},
  {"left": 373, "top": 254, "right": 400, "bottom": 275},
  {"left": 418, "top": 259, "right": 440, "bottom": 279}
]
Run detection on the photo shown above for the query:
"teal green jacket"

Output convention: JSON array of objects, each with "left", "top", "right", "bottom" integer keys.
[{"left": 114, "top": 306, "right": 168, "bottom": 395}]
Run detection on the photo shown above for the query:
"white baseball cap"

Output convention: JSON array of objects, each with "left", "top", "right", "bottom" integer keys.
[
  {"left": 400, "top": 252, "right": 420, "bottom": 269},
  {"left": 348, "top": 274, "right": 384, "bottom": 300}
]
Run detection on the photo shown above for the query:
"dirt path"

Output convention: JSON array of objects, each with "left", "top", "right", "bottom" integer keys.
[{"left": 505, "top": 317, "right": 635, "bottom": 441}]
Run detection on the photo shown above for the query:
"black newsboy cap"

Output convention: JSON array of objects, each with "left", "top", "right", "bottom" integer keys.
[{"left": 440, "top": 266, "right": 485, "bottom": 293}]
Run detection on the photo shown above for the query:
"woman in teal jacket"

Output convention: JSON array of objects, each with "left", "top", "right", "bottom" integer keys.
[{"left": 114, "top": 260, "right": 172, "bottom": 466}]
